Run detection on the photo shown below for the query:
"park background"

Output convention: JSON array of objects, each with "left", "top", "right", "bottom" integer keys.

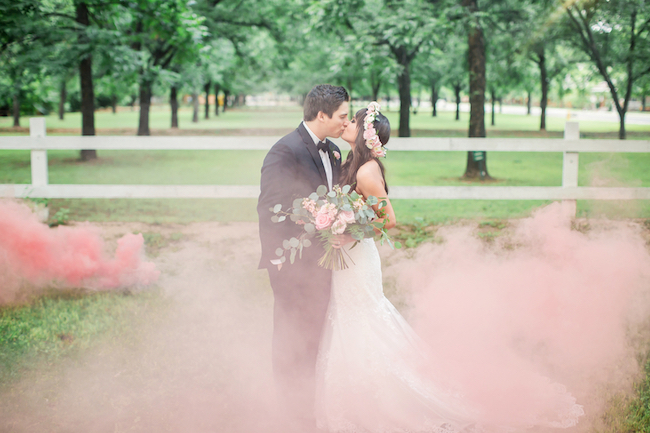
[{"left": 2, "top": 0, "right": 650, "bottom": 431}]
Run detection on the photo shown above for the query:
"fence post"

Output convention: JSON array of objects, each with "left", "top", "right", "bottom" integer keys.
[
  {"left": 563, "top": 121, "right": 579, "bottom": 216},
  {"left": 29, "top": 117, "right": 48, "bottom": 187}
]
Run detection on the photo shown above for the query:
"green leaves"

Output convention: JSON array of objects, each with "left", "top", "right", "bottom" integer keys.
[{"left": 316, "top": 185, "right": 328, "bottom": 196}]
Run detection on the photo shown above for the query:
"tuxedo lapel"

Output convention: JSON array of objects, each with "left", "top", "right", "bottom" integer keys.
[{"left": 297, "top": 123, "right": 328, "bottom": 187}]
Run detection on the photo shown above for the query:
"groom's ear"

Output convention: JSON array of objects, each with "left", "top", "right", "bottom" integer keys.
[{"left": 317, "top": 111, "right": 331, "bottom": 122}]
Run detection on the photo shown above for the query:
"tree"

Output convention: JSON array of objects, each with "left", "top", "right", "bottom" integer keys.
[
  {"left": 462, "top": 0, "right": 488, "bottom": 179},
  {"left": 311, "top": 0, "right": 447, "bottom": 136},
  {"left": 564, "top": 0, "right": 650, "bottom": 139},
  {"left": 124, "top": 0, "right": 206, "bottom": 135}
]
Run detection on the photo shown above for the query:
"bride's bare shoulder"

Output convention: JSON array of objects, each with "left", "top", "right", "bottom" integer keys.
[{"left": 356, "top": 159, "right": 384, "bottom": 187}]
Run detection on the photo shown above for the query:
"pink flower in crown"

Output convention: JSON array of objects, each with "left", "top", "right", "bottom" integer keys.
[
  {"left": 314, "top": 208, "right": 334, "bottom": 230},
  {"left": 333, "top": 150, "right": 340, "bottom": 160},
  {"left": 367, "top": 101, "right": 380, "bottom": 113},
  {"left": 373, "top": 145, "right": 386, "bottom": 158},
  {"left": 363, "top": 125, "right": 376, "bottom": 140},
  {"left": 331, "top": 218, "right": 347, "bottom": 235}
]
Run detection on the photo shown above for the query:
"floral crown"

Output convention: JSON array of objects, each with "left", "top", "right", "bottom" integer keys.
[{"left": 363, "top": 101, "right": 386, "bottom": 158}]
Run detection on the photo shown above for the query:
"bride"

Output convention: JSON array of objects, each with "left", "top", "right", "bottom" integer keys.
[{"left": 314, "top": 103, "right": 585, "bottom": 432}]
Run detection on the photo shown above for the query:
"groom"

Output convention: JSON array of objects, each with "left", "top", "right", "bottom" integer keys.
[{"left": 257, "top": 84, "right": 349, "bottom": 425}]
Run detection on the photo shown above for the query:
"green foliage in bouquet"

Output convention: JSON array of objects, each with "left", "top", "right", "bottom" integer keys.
[{"left": 271, "top": 184, "right": 401, "bottom": 270}]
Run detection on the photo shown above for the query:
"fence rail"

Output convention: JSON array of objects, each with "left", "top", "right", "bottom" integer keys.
[{"left": 1, "top": 118, "right": 649, "bottom": 206}]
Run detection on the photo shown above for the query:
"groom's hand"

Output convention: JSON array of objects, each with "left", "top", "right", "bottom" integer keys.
[{"left": 330, "top": 234, "right": 354, "bottom": 249}]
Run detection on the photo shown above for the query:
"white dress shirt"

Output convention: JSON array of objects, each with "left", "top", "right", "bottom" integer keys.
[{"left": 302, "top": 121, "right": 333, "bottom": 191}]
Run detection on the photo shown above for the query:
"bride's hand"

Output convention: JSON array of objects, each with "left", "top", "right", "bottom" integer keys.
[{"left": 330, "top": 234, "right": 355, "bottom": 249}]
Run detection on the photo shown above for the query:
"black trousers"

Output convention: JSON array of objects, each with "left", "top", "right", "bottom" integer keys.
[{"left": 267, "top": 262, "right": 331, "bottom": 422}]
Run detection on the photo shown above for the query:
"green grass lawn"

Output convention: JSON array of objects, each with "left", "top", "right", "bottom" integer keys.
[
  {"left": 2, "top": 104, "right": 650, "bottom": 137},
  {"left": 0, "top": 288, "right": 166, "bottom": 385},
  {"left": 1, "top": 105, "right": 649, "bottom": 222},
  {"left": 2, "top": 146, "right": 649, "bottom": 223}
]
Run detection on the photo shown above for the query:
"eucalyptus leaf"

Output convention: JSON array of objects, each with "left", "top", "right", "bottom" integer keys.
[
  {"left": 271, "top": 215, "right": 279, "bottom": 223},
  {"left": 367, "top": 196, "right": 378, "bottom": 206},
  {"left": 289, "top": 237, "right": 299, "bottom": 248},
  {"left": 302, "top": 239, "right": 312, "bottom": 247},
  {"left": 290, "top": 247, "right": 297, "bottom": 264},
  {"left": 280, "top": 256, "right": 286, "bottom": 263},
  {"left": 342, "top": 185, "right": 351, "bottom": 194},
  {"left": 283, "top": 240, "right": 290, "bottom": 249},
  {"left": 342, "top": 204, "right": 352, "bottom": 212},
  {"left": 395, "top": 241, "right": 402, "bottom": 249},
  {"left": 290, "top": 214, "right": 300, "bottom": 222},
  {"left": 293, "top": 198, "right": 303, "bottom": 209},
  {"left": 350, "top": 191, "right": 359, "bottom": 200},
  {"left": 309, "top": 192, "right": 319, "bottom": 201},
  {"left": 273, "top": 204, "right": 282, "bottom": 213},
  {"left": 276, "top": 248, "right": 284, "bottom": 257},
  {"left": 327, "top": 191, "right": 336, "bottom": 198},
  {"left": 316, "top": 185, "right": 328, "bottom": 196},
  {"left": 304, "top": 223, "right": 315, "bottom": 233},
  {"left": 278, "top": 216, "right": 286, "bottom": 222}
]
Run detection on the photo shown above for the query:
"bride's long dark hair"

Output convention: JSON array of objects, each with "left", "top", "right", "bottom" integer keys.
[{"left": 339, "top": 108, "right": 390, "bottom": 193}]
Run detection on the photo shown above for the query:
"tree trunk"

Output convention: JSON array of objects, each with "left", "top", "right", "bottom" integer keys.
[
  {"left": 347, "top": 77, "right": 353, "bottom": 117},
  {"left": 77, "top": 2, "right": 96, "bottom": 161},
  {"left": 204, "top": 80, "right": 211, "bottom": 119},
  {"left": 539, "top": 49, "right": 548, "bottom": 131},
  {"left": 454, "top": 84, "right": 461, "bottom": 120},
  {"left": 170, "top": 85, "right": 179, "bottom": 128},
  {"left": 618, "top": 109, "right": 626, "bottom": 139},
  {"left": 371, "top": 81, "right": 381, "bottom": 102},
  {"left": 223, "top": 89, "right": 230, "bottom": 112},
  {"left": 431, "top": 82, "right": 438, "bottom": 117},
  {"left": 59, "top": 78, "right": 66, "bottom": 120},
  {"left": 192, "top": 92, "right": 199, "bottom": 122},
  {"left": 490, "top": 88, "right": 496, "bottom": 126},
  {"left": 397, "top": 65, "right": 411, "bottom": 137},
  {"left": 214, "top": 83, "right": 220, "bottom": 115},
  {"left": 527, "top": 90, "right": 532, "bottom": 115},
  {"left": 464, "top": 0, "right": 489, "bottom": 179},
  {"left": 642, "top": 93, "right": 646, "bottom": 111},
  {"left": 137, "top": 78, "right": 152, "bottom": 136},
  {"left": 12, "top": 94, "right": 20, "bottom": 127}
]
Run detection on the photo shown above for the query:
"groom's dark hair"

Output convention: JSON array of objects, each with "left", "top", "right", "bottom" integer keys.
[{"left": 303, "top": 85, "right": 350, "bottom": 121}]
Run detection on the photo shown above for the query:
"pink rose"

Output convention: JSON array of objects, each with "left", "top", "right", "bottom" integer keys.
[
  {"left": 339, "top": 210, "right": 356, "bottom": 224},
  {"left": 363, "top": 125, "right": 376, "bottom": 140},
  {"left": 331, "top": 218, "right": 347, "bottom": 235},
  {"left": 333, "top": 150, "right": 341, "bottom": 160},
  {"left": 314, "top": 209, "right": 334, "bottom": 230}
]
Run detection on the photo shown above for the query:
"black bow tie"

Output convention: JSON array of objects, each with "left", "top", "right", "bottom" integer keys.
[{"left": 317, "top": 141, "right": 329, "bottom": 152}]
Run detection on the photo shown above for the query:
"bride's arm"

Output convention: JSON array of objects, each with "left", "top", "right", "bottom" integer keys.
[{"left": 356, "top": 161, "right": 397, "bottom": 230}]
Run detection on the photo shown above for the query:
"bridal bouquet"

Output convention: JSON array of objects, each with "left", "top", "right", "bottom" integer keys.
[{"left": 270, "top": 184, "right": 401, "bottom": 270}]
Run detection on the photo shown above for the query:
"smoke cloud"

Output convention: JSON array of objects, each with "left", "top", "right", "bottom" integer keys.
[
  {"left": 1, "top": 201, "right": 649, "bottom": 432},
  {"left": 0, "top": 200, "right": 159, "bottom": 303},
  {"left": 387, "top": 202, "right": 650, "bottom": 430}
]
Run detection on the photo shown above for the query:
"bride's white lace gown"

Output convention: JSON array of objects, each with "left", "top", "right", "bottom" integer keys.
[{"left": 315, "top": 239, "right": 584, "bottom": 433}]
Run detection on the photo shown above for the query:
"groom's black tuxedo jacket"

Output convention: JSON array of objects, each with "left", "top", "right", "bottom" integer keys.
[{"left": 257, "top": 123, "right": 342, "bottom": 270}]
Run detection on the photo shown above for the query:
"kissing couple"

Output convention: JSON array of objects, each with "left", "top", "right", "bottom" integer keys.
[{"left": 257, "top": 84, "right": 584, "bottom": 433}]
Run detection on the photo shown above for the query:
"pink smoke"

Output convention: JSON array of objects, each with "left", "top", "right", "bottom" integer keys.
[
  {"left": 399, "top": 202, "right": 650, "bottom": 428},
  {"left": 0, "top": 200, "right": 159, "bottom": 303}
]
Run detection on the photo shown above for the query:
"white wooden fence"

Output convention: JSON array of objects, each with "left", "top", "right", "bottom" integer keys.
[{"left": 1, "top": 118, "right": 649, "bottom": 207}]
